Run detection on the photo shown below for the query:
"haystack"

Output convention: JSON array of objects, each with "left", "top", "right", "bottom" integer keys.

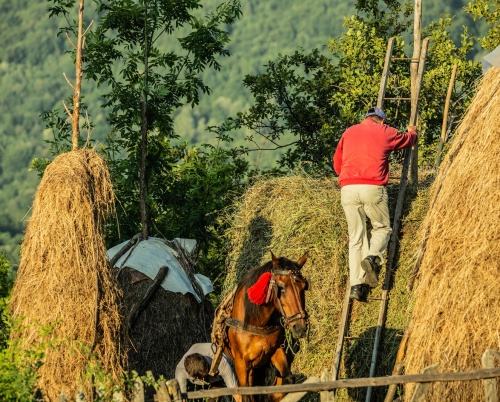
[
  {"left": 109, "top": 237, "right": 214, "bottom": 378},
  {"left": 221, "top": 168, "right": 434, "bottom": 401},
  {"left": 10, "top": 149, "right": 127, "bottom": 400},
  {"left": 402, "top": 67, "right": 500, "bottom": 400},
  {"left": 221, "top": 173, "right": 349, "bottom": 376}
]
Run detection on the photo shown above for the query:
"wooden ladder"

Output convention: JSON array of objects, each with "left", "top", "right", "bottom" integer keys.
[{"left": 331, "top": 36, "right": 429, "bottom": 402}]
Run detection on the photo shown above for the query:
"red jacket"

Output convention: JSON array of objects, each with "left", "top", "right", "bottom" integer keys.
[{"left": 333, "top": 118, "right": 417, "bottom": 187}]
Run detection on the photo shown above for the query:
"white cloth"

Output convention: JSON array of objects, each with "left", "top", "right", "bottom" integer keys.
[
  {"left": 107, "top": 237, "right": 213, "bottom": 302},
  {"left": 175, "top": 343, "right": 238, "bottom": 393}
]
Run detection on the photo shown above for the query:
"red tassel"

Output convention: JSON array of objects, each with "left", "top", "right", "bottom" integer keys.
[{"left": 247, "top": 272, "right": 272, "bottom": 305}]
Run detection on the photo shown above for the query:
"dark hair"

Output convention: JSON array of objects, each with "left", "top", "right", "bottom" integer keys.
[{"left": 184, "top": 353, "right": 210, "bottom": 380}]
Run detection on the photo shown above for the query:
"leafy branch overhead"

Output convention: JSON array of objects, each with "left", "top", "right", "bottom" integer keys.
[{"left": 211, "top": 3, "right": 483, "bottom": 171}]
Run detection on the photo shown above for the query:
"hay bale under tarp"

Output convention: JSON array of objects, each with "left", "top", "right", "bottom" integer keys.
[
  {"left": 110, "top": 237, "right": 214, "bottom": 378},
  {"left": 9, "top": 149, "right": 127, "bottom": 400},
  {"left": 402, "top": 67, "right": 500, "bottom": 401}
]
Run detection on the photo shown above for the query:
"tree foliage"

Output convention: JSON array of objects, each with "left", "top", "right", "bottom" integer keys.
[
  {"left": 465, "top": 0, "right": 500, "bottom": 49},
  {"left": 212, "top": 1, "right": 482, "bottom": 171},
  {"left": 40, "top": 0, "right": 247, "bottom": 279}
]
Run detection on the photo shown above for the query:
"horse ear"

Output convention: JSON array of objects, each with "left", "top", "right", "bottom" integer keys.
[
  {"left": 271, "top": 251, "right": 279, "bottom": 268},
  {"left": 296, "top": 252, "right": 308, "bottom": 268}
]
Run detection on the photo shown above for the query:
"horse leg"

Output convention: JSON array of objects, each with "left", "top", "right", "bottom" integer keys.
[
  {"left": 268, "top": 348, "right": 294, "bottom": 402},
  {"left": 233, "top": 357, "right": 254, "bottom": 402}
]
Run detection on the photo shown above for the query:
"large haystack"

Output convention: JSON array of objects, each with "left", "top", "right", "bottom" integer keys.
[
  {"left": 221, "top": 169, "right": 434, "bottom": 401},
  {"left": 402, "top": 67, "right": 500, "bottom": 400},
  {"left": 10, "top": 149, "right": 127, "bottom": 400},
  {"left": 221, "top": 173, "right": 349, "bottom": 376}
]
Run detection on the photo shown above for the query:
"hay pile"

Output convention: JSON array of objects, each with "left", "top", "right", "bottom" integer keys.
[
  {"left": 10, "top": 149, "right": 127, "bottom": 400},
  {"left": 221, "top": 168, "right": 434, "bottom": 401},
  {"left": 117, "top": 260, "right": 214, "bottom": 378},
  {"left": 402, "top": 67, "right": 500, "bottom": 400},
  {"left": 221, "top": 172, "right": 349, "bottom": 375}
]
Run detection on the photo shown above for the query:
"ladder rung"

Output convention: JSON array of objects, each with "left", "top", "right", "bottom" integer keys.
[
  {"left": 383, "top": 97, "right": 412, "bottom": 100},
  {"left": 344, "top": 336, "right": 376, "bottom": 341},
  {"left": 391, "top": 57, "right": 419, "bottom": 61}
]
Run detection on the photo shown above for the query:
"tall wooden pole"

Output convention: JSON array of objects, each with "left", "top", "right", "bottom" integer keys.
[
  {"left": 409, "top": 0, "right": 422, "bottom": 184},
  {"left": 436, "top": 64, "right": 458, "bottom": 168},
  {"left": 140, "top": 0, "right": 150, "bottom": 239},
  {"left": 72, "top": 0, "right": 85, "bottom": 151}
]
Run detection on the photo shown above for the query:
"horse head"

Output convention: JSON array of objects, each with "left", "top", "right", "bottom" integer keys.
[{"left": 269, "top": 252, "right": 309, "bottom": 339}]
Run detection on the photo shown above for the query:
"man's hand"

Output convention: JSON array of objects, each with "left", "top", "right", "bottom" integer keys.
[{"left": 407, "top": 125, "right": 418, "bottom": 132}]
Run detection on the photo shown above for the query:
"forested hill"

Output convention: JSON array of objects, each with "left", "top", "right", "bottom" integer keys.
[{"left": 0, "top": 0, "right": 484, "bottom": 267}]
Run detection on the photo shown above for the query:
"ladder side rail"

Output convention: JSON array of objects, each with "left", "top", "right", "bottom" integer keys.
[
  {"left": 332, "top": 284, "right": 354, "bottom": 380},
  {"left": 409, "top": 38, "right": 430, "bottom": 184},
  {"left": 365, "top": 38, "right": 429, "bottom": 402},
  {"left": 377, "top": 38, "right": 395, "bottom": 109}
]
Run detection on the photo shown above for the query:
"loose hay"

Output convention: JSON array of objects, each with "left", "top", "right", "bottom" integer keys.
[
  {"left": 403, "top": 67, "right": 500, "bottom": 400},
  {"left": 10, "top": 149, "right": 127, "bottom": 400},
  {"left": 221, "top": 172, "right": 349, "bottom": 376},
  {"left": 221, "top": 167, "right": 435, "bottom": 401}
]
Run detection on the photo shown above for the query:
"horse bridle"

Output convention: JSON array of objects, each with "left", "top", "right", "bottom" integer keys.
[{"left": 265, "top": 269, "right": 308, "bottom": 329}]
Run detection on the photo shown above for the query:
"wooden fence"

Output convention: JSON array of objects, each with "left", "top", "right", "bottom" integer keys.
[{"left": 59, "top": 349, "right": 500, "bottom": 402}]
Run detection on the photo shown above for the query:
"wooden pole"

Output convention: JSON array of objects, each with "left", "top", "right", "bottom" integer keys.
[
  {"left": 72, "top": 0, "right": 85, "bottom": 151},
  {"left": 187, "top": 367, "right": 500, "bottom": 399},
  {"left": 409, "top": 0, "right": 422, "bottom": 184},
  {"left": 436, "top": 64, "right": 458, "bottom": 168},
  {"left": 128, "top": 266, "right": 169, "bottom": 328},
  {"left": 140, "top": 0, "right": 150, "bottom": 239}
]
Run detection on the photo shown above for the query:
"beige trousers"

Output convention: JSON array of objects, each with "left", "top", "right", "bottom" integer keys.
[{"left": 340, "top": 184, "right": 392, "bottom": 286}]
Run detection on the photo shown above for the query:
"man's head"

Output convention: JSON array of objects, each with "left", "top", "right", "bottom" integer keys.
[
  {"left": 185, "top": 353, "right": 210, "bottom": 381},
  {"left": 365, "top": 107, "right": 387, "bottom": 123}
]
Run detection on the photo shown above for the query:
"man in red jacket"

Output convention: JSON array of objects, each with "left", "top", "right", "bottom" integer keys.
[{"left": 333, "top": 107, "right": 417, "bottom": 301}]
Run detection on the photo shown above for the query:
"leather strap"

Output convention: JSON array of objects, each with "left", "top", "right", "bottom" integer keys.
[{"left": 226, "top": 317, "right": 281, "bottom": 335}]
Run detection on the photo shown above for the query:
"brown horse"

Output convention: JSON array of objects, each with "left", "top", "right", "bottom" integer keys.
[{"left": 224, "top": 252, "right": 309, "bottom": 402}]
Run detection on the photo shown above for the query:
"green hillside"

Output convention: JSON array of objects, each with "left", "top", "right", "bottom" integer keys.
[{"left": 0, "top": 0, "right": 487, "bottom": 267}]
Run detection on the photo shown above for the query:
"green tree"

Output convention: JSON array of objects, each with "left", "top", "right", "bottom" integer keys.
[
  {"left": 212, "top": 1, "right": 482, "bottom": 171},
  {"left": 41, "top": 0, "right": 248, "bottom": 280},
  {"left": 465, "top": 0, "right": 500, "bottom": 49}
]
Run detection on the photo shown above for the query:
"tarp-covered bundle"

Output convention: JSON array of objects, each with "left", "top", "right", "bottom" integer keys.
[{"left": 108, "top": 236, "right": 214, "bottom": 378}]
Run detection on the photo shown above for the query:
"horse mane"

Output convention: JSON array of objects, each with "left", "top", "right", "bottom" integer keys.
[{"left": 236, "top": 256, "right": 302, "bottom": 326}]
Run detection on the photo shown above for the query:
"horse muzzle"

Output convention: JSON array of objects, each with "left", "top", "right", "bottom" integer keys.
[
  {"left": 290, "top": 320, "right": 308, "bottom": 339},
  {"left": 285, "top": 313, "right": 308, "bottom": 339}
]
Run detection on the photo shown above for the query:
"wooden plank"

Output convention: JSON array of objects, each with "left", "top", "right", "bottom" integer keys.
[
  {"left": 409, "top": 364, "right": 438, "bottom": 402},
  {"left": 155, "top": 380, "right": 172, "bottom": 402},
  {"left": 280, "top": 376, "right": 320, "bottom": 402},
  {"left": 166, "top": 379, "right": 182, "bottom": 402},
  {"left": 133, "top": 376, "right": 145, "bottom": 402},
  {"left": 384, "top": 331, "right": 409, "bottom": 402},
  {"left": 187, "top": 367, "right": 500, "bottom": 399},
  {"left": 320, "top": 370, "right": 334, "bottom": 402},
  {"left": 482, "top": 349, "right": 500, "bottom": 402},
  {"left": 332, "top": 282, "right": 353, "bottom": 380},
  {"left": 129, "top": 265, "right": 169, "bottom": 328},
  {"left": 436, "top": 64, "right": 458, "bottom": 168},
  {"left": 377, "top": 37, "right": 395, "bottom": 108}
]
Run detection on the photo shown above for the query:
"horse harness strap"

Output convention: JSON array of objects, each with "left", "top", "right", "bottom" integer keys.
[{"left": 225, "top": 317, "right": 282, "bottom": 335}]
